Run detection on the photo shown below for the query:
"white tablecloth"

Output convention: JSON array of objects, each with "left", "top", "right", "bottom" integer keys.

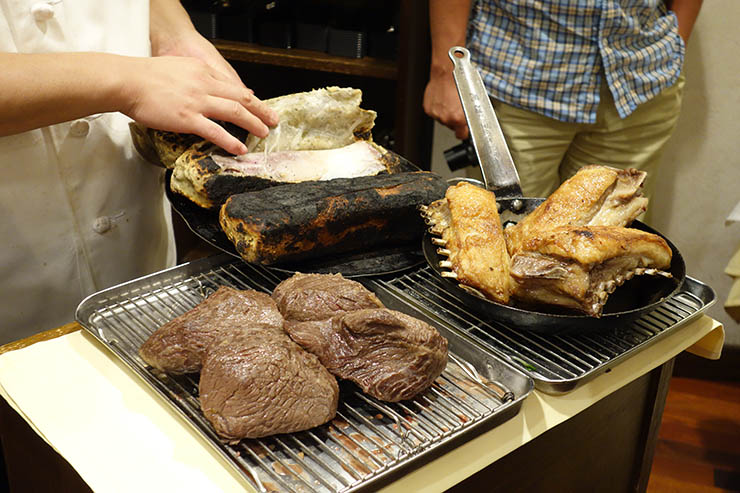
[{"left": 0, "top": 315, "right": 724, "bottom": 493}]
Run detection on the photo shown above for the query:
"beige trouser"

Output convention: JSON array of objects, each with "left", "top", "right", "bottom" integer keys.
[{"left": 473, "top": 75, "right": 685, "bottom": 220}]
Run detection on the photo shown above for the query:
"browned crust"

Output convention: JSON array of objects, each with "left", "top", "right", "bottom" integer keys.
[{"left": 219, "top": 172, "right": 448, "bottom": 265}]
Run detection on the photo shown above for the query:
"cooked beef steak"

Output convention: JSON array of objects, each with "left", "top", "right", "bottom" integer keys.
[
  {"left": 199, "top": 328, "right": 339, "bottom": 440},
  {"left": 138, "top": 286, "right": 283, "bottom": 374},
  {"left": 285, "top": 308, "right": 448, "bottom": 402},
  {"left": 272, "top": 273, "right": 384, "bottom": 321}
]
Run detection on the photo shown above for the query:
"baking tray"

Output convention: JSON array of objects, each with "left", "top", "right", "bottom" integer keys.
[
  {"left": 372, "top": 266, "right": 716, "bottom": 394},
  {"left": 76, "top": 254, "right": 533, "bottom": 493}
]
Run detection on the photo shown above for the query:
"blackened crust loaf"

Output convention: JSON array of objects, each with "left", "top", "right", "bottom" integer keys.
[
  {"left": 199, "top": 329, "right": 339, "bottom": 440},
  {"left": 272, "top": 273, "right": 384, "bottom": 322},
  {"left": 219, "top": 171, "right": 448, "bottom": 265},
  {"left": 138, "top": 286, "right": 283, "bottom": 374},
  {"left": 285, "top": 308, "right": 449, "bottom": 402}
]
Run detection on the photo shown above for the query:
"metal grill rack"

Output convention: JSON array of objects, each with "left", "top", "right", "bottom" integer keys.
[
  {"left": 76, "top": 255, "right": 532, "bottom": 493},
  {"left": 371, "top": 265, "right": 716, "bottom": 394}
]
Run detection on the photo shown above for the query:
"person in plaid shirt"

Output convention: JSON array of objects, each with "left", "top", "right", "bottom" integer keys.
[{"left": 424, "top": 0, "right": 703, "bottom": 204}]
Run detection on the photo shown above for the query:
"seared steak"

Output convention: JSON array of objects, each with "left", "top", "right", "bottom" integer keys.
[
  {"left": 285, "top": 308, "right": 448, "bottom": 402},
  {"left": 199, "top": 328, "right": 339, "bottom": 440},
  {"left": 272, "top": 273, "right": 384, "bottom": 321},
  {"left": 139, "top": 286, "right": 283, "bottom": 374}
]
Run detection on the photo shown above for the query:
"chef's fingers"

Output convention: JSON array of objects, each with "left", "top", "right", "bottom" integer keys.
[
  {"left": 208, "top": 61, "right": 245, "bottom": 88},
  {"left": 205, "top": 62, "right": 247, "bottom": 89},
  {"left": 203, "top": 95, "right": 273, "bottom": 141},
  {"left": 205, "top": 77, "right": 279, "bottom": 128},
  {"left": 242, "top": 88, "right": 279, "bottom": 128},
  {"left": 192, "top": 117, "right": 249, "bottom": 156}
]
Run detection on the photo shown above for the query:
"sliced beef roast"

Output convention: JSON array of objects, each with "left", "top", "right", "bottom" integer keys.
[
  {"left": 139, "top": 286, "right": 283, "bottom": 374},
  {"left": 199, "top": 328, "right": 339, "bottom": 440},
  {"left": 273, "top": 273, "right": 448, "bottom": 402},
  {"left": 272, "top": 273, "right": 384, "bottom": 321},
  {"left": 286, "top": 308, "right": 448, "bottom": 402}
]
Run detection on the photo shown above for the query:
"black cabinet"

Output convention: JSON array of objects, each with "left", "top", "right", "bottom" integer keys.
[{"left": 187, "top": 0, "right": 433, "bottom": 169}]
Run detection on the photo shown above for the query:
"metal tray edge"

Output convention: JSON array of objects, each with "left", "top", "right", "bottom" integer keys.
[
  {"left": 529, "top": 275, "right": 717, "bottom": 394},
  {"left": 372, "top": 274, "right": 716, "bottom": 395},
  {"left": 74, "top": 255, "right": 535, "bottom": 493}
]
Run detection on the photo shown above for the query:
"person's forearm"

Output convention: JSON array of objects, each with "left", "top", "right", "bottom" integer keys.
[
  {"left": 429, "top": 0, "right": 471, "bottom": 77},
  {"left": 0, "top": 52, "right": 127, "bottom": 136},
  {"left": 149, "top": 0, "right": 198, "bottom": 56},
  {"left": 666, "top": 0, "right": 703, "bottom": 43}
]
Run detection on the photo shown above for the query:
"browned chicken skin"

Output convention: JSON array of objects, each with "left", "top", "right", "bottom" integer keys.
[
  {"left": 509, "top": 226, "right": 672, "bottom": 316},
  {"left": 420, "top": 165, "right": 673, "bottom": 317},
  {"left": 505, "top": 165, "right": 649, "bottom": 256},
  {"left": 421, "top": 182, "right": 511, "bottom": 304}
]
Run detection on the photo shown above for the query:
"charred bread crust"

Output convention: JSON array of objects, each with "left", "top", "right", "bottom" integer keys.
[
  {"left": 244, "top": 86, "right": 377, "bottom": 153},
  {"left": 170, "top": 141, "right": 403, "bottom": 210},
  {"left": 129, "top": 122, "right": 204, "bottom": 169},
  {"left": 219, "top": 171, "right": 448, "bottom": 265},
  {"left": 170, "top": 146, "right": 274, "bottom": 209}
]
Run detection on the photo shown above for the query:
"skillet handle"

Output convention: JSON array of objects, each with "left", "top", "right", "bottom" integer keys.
[{"left": 449, "top": 46, "right": 523, "bottom": 198}]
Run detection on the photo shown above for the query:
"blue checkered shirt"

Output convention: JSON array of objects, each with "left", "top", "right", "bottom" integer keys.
[{"left": 467, "top": 0, "right": 685, "bottom": 123}]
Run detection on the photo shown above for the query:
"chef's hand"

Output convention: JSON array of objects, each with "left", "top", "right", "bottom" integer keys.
[
  {"left": 139, "top": 0, "right": 277, "bottom": 155},
  {"left": 153, "top": 22, "right": 246, "bottom": 89},
  {"left": 423, "top": 69, "right": 469, "bottom": 140},
  {"left": 120, "top": 55, "right": 277, "bottom": 156}
]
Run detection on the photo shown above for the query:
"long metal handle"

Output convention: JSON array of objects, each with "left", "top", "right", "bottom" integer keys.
[{"left": 449, "top": 46, "right": 523, "bottom": 198}]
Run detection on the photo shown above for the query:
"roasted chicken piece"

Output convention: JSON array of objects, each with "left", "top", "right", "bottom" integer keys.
[
  {"left": 509, "top": 226, "right": 673, "bottom": 316},
  {"left": 505, "top": 165, "right": 649, "bottom": 256},
  {"left": 420, "top": 182, "right": 511, "bottom": 304}
]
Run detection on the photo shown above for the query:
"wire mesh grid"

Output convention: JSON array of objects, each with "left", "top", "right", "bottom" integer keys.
[
  {"left": 78, "top": 258, "right": 528, "bottom": 493},
  {"left": 374, "top": 265, "right": 712, "bottom": 393}
]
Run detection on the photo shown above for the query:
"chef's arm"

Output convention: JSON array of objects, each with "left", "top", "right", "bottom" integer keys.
[
  {"left": 0, "top": 52, "right": 117, "bottom": 137},
  {"left": 149, "top": 0, "right": 244, "bottom": 86},
  {"left": 665, "top": 0, "right": 703, "bottom": 43},
  {"left": 423, "top": 0, "right": 471, "bottom": 140},
  {"left": 0, "top": 51, "right": 275, "bottom": 155}
]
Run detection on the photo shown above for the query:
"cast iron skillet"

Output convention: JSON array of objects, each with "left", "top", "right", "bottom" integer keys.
[
  {"left": 165, "top": 152, "right": 426, "bottom": 278},
  {"left": 421, "top": 47, "right": 686, "bottom": 334}
]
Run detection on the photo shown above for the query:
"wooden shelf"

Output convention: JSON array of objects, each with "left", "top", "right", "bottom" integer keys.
[
  {"left": 213, "top": 40, "right": 398, "bottom": 80},
  {"left": 209, "top": 0, "right": 432, "bottom": 168}
]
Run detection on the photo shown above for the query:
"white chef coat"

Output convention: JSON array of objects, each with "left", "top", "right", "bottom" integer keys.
[{"left": 0, "top": 0, "right": 176, "bottom": 345}]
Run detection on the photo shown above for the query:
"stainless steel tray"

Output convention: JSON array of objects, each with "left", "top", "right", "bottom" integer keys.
[
  {"left": 76, "top": 254, "right": 533, "bottom": 493},
  {"left": 373, "top": 265, "right": 716, "bottom": 394}
]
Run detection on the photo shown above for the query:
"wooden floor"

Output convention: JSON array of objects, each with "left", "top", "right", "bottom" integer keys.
[{"left": 647, "top": 377, "right": 740, "bottom": 492}]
